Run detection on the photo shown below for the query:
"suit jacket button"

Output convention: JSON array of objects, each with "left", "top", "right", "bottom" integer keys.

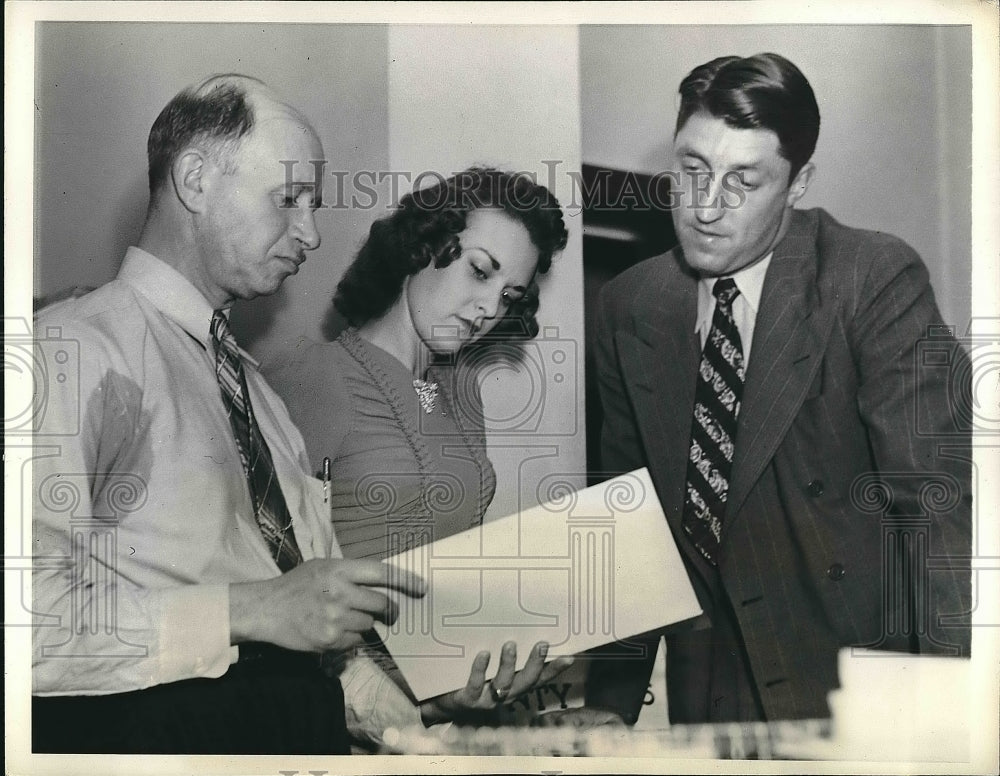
[
  {"left": 807, "top": 479, "right": 825, "bottom": 497},
  {"left": 827, "top": 563, "right": 845, "bottom": 581}
]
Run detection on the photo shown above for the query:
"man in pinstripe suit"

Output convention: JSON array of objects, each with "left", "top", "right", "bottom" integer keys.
[{"left": 580, "top": 53, "right": 972, "bottom": 725}]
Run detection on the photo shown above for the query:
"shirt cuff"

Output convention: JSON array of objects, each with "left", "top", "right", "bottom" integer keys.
[
  {"left": 157, "top": 584, "right": 234, "bottom": 684},
  {"left": 340, "top": 655, "right": 422, "bottom": 745}
]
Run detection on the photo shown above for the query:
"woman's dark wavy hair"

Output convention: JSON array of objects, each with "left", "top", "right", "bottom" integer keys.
[{"left": 334, "top": 167, "right": 568, "bottom": 342}]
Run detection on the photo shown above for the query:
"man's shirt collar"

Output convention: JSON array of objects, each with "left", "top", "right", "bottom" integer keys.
[
  {"left": 695, "top": 251, "right": 772, "bottom": 338},
  {"left": 117, "top": 247, "right": 254, "bottom": 363}
]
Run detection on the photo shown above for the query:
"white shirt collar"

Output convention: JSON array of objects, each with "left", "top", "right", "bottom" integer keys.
[
  {"left": 117, "top": 247, "right": 254, "bottom": 362},
  {"left": 694, "top": 251, "right": 773, "bottom": 337}
]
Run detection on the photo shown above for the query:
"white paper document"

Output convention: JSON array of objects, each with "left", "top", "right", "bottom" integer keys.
[{"left": 374, "top": 468, "right": 702, "bottom": 701}]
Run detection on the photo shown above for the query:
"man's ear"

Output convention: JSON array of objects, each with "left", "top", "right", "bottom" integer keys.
[
  {"left": 786, "top": 162, "right": 815, "bottom": 207},
  {"left": 172, "top": 149, "right": 211, "bottom": 214}
]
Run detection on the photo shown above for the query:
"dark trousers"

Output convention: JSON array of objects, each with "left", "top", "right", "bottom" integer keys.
[{"left": 33, "top": 646, "right": 350, "bottom": 754}]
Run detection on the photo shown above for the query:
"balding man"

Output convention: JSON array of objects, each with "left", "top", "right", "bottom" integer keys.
[{"left": 30, "top": 75, "right": 428, "bottom": 754}]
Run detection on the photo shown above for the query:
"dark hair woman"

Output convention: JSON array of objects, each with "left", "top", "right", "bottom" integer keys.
[{"left": 265, "top": 167, "right": 571, "bottom": 741}]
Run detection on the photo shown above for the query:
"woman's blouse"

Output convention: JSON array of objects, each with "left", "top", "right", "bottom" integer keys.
[{"left": 265, "top": 328, "right": 497, "bottom": 560}]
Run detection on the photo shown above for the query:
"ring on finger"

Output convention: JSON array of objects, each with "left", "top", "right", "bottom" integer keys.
[{"left": 488, "top": 680, "right": 511, "bottom": 703}]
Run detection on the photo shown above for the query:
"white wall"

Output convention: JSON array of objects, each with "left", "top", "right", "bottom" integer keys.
[
  {"left": 34, "top": 22, "right": 589, "bottom": 523},
  {"left": 388, "top": 25, "right": 587, "bottom": 521},
  {"left": 34, "top": 22, "right": 390, "bottom": 358},
  {"left": 580, "top": 24, "right": 972, "bottom": 329}
]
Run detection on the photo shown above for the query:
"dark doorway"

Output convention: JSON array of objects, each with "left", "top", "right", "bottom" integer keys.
[{"left": 582, "top": 164, "right": 677, "bottom": 484}]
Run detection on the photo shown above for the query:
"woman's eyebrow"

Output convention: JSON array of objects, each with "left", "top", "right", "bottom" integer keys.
[
  {"left": 469, "top": 245, "right": 528, "bottom": 291},
  {"left": 467, "top": 245, "right": 501, "bottom": 270}
]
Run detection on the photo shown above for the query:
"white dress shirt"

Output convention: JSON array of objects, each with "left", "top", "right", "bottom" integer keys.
[
  {"left": 32, "top": 247, "right": 418, "bottom": 742},
  {"left": 694, "top": 252, "right": 772, "bottom": 366}
]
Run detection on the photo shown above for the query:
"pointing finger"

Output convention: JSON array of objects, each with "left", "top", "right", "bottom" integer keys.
[{"left": 334, "top": 558, "right": 427, "bottom": 597}]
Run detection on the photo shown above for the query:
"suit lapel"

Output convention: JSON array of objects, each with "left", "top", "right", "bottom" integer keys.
[
  {"left": 725, "top": 210, "right": 833, "bottom": 526},
  {"left": 613, "top": 253, "right": 710, "bottom": 575}
]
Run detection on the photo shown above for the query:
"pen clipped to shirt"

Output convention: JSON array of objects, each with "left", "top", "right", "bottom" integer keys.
[{"left": 323, "top": 456, "right": 331, "bottom": 504}]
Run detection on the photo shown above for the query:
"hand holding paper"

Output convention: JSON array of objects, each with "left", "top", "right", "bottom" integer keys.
[
  {"left": 419, "top": 640, "right": 575, "bottom": 724},
  {"left": 375, "top": 468, "right": 701, "bottom": 701}
]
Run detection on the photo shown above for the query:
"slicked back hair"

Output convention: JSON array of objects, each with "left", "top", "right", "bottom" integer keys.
[{"left": 676, "top": 53, "right": 820, "bottom": 182}]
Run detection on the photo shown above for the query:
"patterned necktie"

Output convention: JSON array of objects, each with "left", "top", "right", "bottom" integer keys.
[
  {"left": 682, "top": 278, "right": 746, "bottom": 565},
  {"left": 211, "top": 310, "right": 303, "bottom": 572}
]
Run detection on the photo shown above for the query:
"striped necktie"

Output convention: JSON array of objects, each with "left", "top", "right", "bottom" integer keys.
[
  {"left": 682, "top": 278, "right": 746, "bottom": 565},
  {"left": 211, "top": 311, "right": 303, "bottom": 572}
]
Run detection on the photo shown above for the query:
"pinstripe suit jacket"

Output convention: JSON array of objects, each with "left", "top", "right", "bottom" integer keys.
[{"left": 587, "top": 208, "right": 972, "bottom": 722}]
